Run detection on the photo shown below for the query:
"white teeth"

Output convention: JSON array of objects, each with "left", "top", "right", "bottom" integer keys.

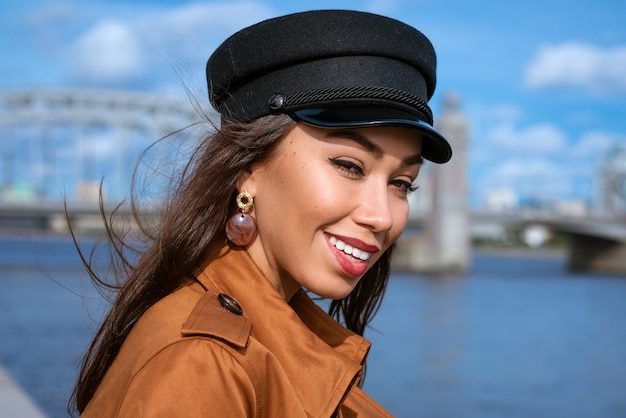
[{"left": 329, "top": 236, "right": 372, "bottom": 261}]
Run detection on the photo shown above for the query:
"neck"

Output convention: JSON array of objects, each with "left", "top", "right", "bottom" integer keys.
[{"left": 244, "top": 245, "right": 301, "bottom": 301}]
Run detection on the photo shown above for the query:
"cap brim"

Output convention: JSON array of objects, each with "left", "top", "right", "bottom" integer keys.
[{"left": 292, "top": 107, "right": 452, "bottom": 163}]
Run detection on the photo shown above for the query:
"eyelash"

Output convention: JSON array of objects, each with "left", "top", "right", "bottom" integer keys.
[
  {"left": 329, "top": 158, "right": 363, "bottom": 178},
  {"left": 328, "top": 158, "right": 419, "bottom": 196},
  {"left": 394, "top": 181, "right": 419, "bottom": 195}
]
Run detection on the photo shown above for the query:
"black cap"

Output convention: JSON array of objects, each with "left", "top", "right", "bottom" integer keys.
[{"left": 206, "top": 10, "right": 452, "bottom": 163}]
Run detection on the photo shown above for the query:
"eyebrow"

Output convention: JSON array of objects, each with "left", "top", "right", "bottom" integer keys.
[{"left": 326, "top": 130, "right": 424, "bottom": 166}]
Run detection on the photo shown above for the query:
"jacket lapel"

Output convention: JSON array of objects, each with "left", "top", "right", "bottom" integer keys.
[{"left": 195, "top": 246, "right": 370, "bottom": 417}]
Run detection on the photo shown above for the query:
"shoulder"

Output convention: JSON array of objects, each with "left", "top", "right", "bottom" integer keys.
[
  {"left": 117, "top": 338, "right": 259, "bottom": 417},
  {"left": 85, "top": 335, "right": 260, "bottom": 417},
  {"left": 125, "top": 282, "right": 252, "bottom": 369},
  {"left": 181, "top": 289, "right": 251, "bottom": 348},
  {"left": 83, "top": 283, "right": 258, "bottom": 417}
]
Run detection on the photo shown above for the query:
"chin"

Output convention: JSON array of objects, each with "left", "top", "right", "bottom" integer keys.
[{"left": 308, "top": 284, "right": 356, "bottom": 301}]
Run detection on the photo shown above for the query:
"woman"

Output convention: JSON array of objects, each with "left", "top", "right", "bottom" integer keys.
[{"left": 71, "top": 9, "right": 452, "bottom": 417}]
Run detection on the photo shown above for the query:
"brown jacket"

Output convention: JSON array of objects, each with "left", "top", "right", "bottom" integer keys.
[{"left": 82, "top": 246, "right": 392, "bottom": 417}]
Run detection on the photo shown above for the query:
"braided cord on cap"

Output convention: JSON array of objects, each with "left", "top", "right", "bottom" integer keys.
[{"left": 281, "top": 86, "right": 434, "bottom": 125}]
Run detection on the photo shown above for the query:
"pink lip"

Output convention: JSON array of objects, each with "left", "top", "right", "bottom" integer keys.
[
  {"left": 329, "top": 233, "right": 380, "bottom": 253},
  {"left": 324, "top": 233, "right": 380, "bottom": 278}
]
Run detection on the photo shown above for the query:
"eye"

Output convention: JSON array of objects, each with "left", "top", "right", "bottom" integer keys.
[
  {"left": 329, "top": 158, "right": 364, "bottom": 178},
  {"left": 391, "top": 180, "right": 419, "bottom": 197}
]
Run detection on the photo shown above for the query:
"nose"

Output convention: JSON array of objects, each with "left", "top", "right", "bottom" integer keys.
[{"left": 352, "top": 182, "right": 394, "bottom": 233}]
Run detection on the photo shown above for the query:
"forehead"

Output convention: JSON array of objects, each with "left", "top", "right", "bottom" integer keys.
[{"left": 286, "top": 123, "right": 423, "bottom": 158}]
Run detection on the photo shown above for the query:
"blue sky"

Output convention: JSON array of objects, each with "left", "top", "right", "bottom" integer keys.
[{"left": 1, "top": 0, "right": 625, "bottom": 208}]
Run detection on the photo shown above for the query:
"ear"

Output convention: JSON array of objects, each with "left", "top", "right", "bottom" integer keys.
[{"left": 236, "top": 165, "right": 260, "bottom": 196}]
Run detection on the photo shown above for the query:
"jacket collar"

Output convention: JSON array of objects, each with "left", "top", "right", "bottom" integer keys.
[{"left": 195, "top": 245, "right": 371, "bottom": 417}]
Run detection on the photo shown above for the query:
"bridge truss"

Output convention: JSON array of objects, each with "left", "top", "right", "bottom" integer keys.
[{"left": 0, "top": 89, "right": 203, "bottom": 202}]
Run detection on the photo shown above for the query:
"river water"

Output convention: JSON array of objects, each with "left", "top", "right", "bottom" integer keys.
[{"left": 0, "top": 236, "right": 625, "bottom": 418}]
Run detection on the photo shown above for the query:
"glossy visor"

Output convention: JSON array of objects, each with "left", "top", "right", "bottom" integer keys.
[{"left": 292, "top": 107, "right": 453, "bottom": 164}]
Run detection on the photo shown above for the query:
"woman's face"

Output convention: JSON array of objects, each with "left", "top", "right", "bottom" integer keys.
[{"left": 240, "top": 123, "right": 423, "bottom": 300}]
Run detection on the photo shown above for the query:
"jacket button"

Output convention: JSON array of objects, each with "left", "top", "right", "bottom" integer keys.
[{"left": 218, "top": 293, "right": 243, "bottom": 315}]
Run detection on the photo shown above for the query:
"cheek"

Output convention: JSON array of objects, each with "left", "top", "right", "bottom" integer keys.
[
  {"left": 388, "top": 200, "right": 410, "bottom": 242},
  {"left": 275, "top": 160, "right": 344, "bottom": 216},
  {"left": 256, "top": 157, "right": 329, "bottom": 230}
]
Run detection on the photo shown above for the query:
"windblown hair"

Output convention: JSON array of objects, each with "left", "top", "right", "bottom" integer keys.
[{"left": 69, "top": 113, "right": 394, "bottom": 415}]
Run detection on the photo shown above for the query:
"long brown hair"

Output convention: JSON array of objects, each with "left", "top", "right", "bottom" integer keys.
[{"left": 69, "top": 113, "right": 395, "bottom": 415}]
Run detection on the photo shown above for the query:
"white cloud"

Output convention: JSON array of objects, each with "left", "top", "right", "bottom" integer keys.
[
  {"left": 571, "top": 130, "right": 624, "bottom": 160},
  {"left": 491, "top": 159, "right": 561, "bottom": 182},
  {"left": 25, "top": 1, "right": 78, "bottom": 26},
  {"left": 479, "top": 158, "right": 575, "bottom": 201},
  {"left": 472, "top": 126, "right": 626, "bottom": 205},
  {"left": 134, "top": 1, "right": 274, "bottom": 62},
  {"left": 486, "top": 104, "right": 524, "bottom": 123},
  {"left": 486, "top": 122, "right": 567, "bottom": 154},
  {"left": 69, "top": 20, "right": 144, "bottom": 84},
  {"left": 66, "top": 1, "right": 274, "bottom": 87},
  {"left": 525, "top": 42, "right": 626, "bottom": 94},
  {"left": 142, "top": 1, "right": 269, "bottom": 35},
  {"left": 465, "top": 101, "right": 524, "bottom": 126}
]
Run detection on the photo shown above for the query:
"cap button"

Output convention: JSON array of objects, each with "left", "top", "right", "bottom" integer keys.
[
  {"left": 217, "top": 293, "right": 243, "bottom": 315},
  {"left": 268, "top": 94, "right": 286, "bottom": 112}
]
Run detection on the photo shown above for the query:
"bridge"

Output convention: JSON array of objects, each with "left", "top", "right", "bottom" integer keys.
[
  {"left": 470, "top": 211, "right": 626, "bottom": 273},
  {"left": 1, "top": 89, "right": 625, "bottom": 274},
  {"left": 2, "top": 197, "right": 625, "bottom": 274},
  {"left": 0, "top": 89, "right": 202, "bottom": 203}
]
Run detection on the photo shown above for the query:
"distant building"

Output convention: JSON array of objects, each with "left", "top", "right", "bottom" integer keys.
[
  {"left": 1, "top": 183, "right": 37, "bottom": 202},
  {"left": 594, "top": 145, "right": 626, "bottom": 216},
  {"left": 484, "top": 187, "right": 518, "bottom": 212},
  {"left": 407, "top": 171, "right": 432, "bottom": 217},
  {"left": 394, "top": 92, "right": 470, "bottom": 273},
  {"left": 551, "top": 199, "right": 587, "bottom": 217},
  {"left": 425, "top": 92, "right": 470, "bottom": 272},
  {"left": 76, "top": 181, "right": 101, "bottom": 202}
]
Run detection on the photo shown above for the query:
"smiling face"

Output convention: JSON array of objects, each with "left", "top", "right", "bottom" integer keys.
[{"left": 239, "top": 123, "right": 423, "bottom": 300}]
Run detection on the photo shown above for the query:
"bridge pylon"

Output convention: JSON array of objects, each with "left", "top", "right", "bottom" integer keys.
[{"left": 394, "top": 92, "right": 470, "bottom": 274}]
